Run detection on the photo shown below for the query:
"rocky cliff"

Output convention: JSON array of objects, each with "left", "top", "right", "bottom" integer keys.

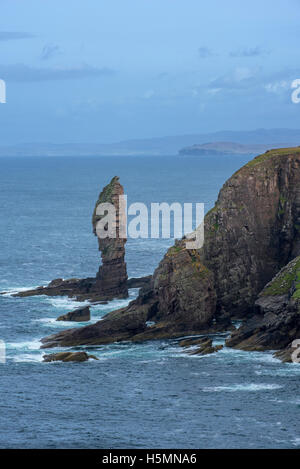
[
  {"left": 203, "top": 147, "right": 300, "bottom": 318},
  {"left": 41, "top": 147, "right": 300, "bottom": 349},
  {"left": 226, "top": 255, "right": 300, "bottom": 360}
]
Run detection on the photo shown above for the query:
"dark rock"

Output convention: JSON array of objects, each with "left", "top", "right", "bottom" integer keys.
[
  {"left": 226, "top": 256, "right": 300, "bottom": 360},
  {"left": 13, "top": 277, "right": 96, "bottom": 300},
  {"left": 90, "top": 176, "right": 128, "bottom": 300},
  {"left": 127, "top": 276, "right": 152, "bottom": 289},
  {"left": 12, "top": 177, "right": 130, "bottom": 303},
  {"left": 178, "top": 336, "right": 223, "bottom": 355},
  {"left": 41, "top": 240, "right": 217, "bottom": 347},
  {"left": 39, "top": 148, "right": 300, "bottom": 349},
  {"left": 202, "top": 148, "right": 300, "bottom": 318},
  {"left": 56, "top": 306, "right": 90, "bottom": 322},
  {"left": 43, "top": 352, "right": 98, "bottom": 363}
]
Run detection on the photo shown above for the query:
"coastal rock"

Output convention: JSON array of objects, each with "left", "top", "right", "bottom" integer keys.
[
  {"left": 10, "top": 176, "right": 133, "bottom": 303},
  {"left": 56, "top": 306, "right": 90, "bottom": 322},
  {"left": 41, "top": 148, "right": 300, "bottom": 348},
  {"left": 11, "top": 275, "right": 150, "bottom": 301},
  {"left": 226, "top": 256, "right": 300, "bottom": 359},
  {"left": 41, "top": 241, "right": 217, "bottom": 347},
  {"left": 203, "top": 147, "right": 300, "bottom": 317},
  {"left": 90, "top": 176, "right": 128, "bottom": 300},
  {"left": 178, "top": 337, "right": 223, "bottom": 355},
  {"left": 43, "top": 352, "right": 98, "bottom": 363}
]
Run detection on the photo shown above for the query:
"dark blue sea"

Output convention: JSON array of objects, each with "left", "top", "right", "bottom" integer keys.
[{"left": 0, "top": 155, "right": 299, "bottom": 449}]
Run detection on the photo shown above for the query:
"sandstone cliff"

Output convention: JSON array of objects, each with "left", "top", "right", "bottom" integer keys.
[{"left": 203, "top": 147, "right": 300, "bottom": 317}]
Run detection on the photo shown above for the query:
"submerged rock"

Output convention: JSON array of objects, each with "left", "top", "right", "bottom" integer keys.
[
  {"left": 178, "top": 337, "right": 223, "bottom": 355},
  {"left": 56, "top": 306, "right": 90, "bottom": 322},
  {"left": 43, "top": 351, "right": 98, "bottom": 363}
]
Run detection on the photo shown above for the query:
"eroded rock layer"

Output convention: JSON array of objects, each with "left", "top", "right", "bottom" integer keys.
[
  {"left": 202, "top": 148, "right": 300, "bottom": 317},
  {"left": 91, "top": 176, "right": 128, "bottom": 299}
]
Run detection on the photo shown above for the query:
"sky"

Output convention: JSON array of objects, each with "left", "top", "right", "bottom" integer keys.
[{"left": 0, "top": 0, "right": 300, "bottom": 144}]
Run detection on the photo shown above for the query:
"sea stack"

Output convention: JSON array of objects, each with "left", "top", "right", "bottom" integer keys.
[
  {"left": 41, "top": 147, "right": 300, "bottom": 350},
  {"left": 91, "top": 176, "right": 128, "bottom": 299}
]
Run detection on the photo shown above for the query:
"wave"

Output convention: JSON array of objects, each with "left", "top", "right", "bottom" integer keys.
[
  {"left": 202, "top": 383, "right": 283, "bottom": 392},
  {"left": 7, "top": 339, "right": 41, "bottom": 351},
  {"left": 12, "top": 353, "right": 44, "bottom": 363},
  {"left": 45, "top": 297, "right": 91, "bottom": 310},
  {"left": 0, "top": 285, "right": 41, "bottom": 298}
]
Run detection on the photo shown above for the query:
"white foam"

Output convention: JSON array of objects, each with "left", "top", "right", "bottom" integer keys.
[
  {"left": 291, "top": 438, "right": 300, "bottom": 447},
  {"left": 218, "top": 346, "right": 279, "bottom": 363},
  {"left": 7, "top": 339, "right": 41, "bottom": 351},
  {"left": 46, "top": 297, "right": 91, "bottom": 310},
  {"left": 0, "top": 285, "right": 41, "bottom": 298},
  {"left": 202, "top": 383, "right": 283, "bottom": 392},
  {"left": 12, "top": 353, "right": 44, "bottom": 363}
]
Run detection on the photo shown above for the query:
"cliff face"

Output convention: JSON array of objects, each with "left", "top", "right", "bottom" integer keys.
[
  {"left": 91, "top": 176, "right": 128, "bottom": 299},
  {"left": 203, "top": 148, "right": 300, "bottom": 317},
  {"left": 226, "top": 255, "right": 300, "bottom": 360},
  {"left": 41, "top": 148, "right": 300, "bottom": 349}
]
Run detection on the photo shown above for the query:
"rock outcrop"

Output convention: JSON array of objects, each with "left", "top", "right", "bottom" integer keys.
[
  {"left": 43, "top": 351, "right": 98, "bottom": 363},
  {"left": 56, "top": 306, "right": 90, "bottom": 322},
  {"left": 9, "top": 176, "right": 136, "bottom": 303},
  {"left": 226, "top": 255, "right": 300, "bottom": 360},
  {"left": 90, "top": 176, "right": 128, "bottom": 300},
  {"left": 203, "top": 147, "right": 300, "bottom": 318},
  {"left": 41, "top": 240, "right": 218, "bottom": 347},
  {"left": 178, "top": 337, "right": 223, "bottom": 355},
  {"left": 41, "top": 148, "right": 300, "bottom": 349}
]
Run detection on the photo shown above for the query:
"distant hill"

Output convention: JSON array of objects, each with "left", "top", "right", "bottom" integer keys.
[
  {"left": 178, "top": 141, "right": 285, "bottom": 156},
  {"left": 0, "top": 128, "right": 300, "bottom": 156}
]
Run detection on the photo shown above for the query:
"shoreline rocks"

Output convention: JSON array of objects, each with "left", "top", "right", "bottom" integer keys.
[
  {"left": 43, "top": 351, "right": 98, "bottom": 363},
  {"left": 178, "top": 337, "right": 223, "bottom": 355},
  {"left": 225, "top": 255, "right": 300, "bottom": 360},
  {"left": 9, "top": 275, "right": 151, "bottom": 302},
  {"left": 56, "top": 306, "right": 91, "bottom": 322},
  {"left": 41, "top": 148, "right": 300, "bottom": 350}
]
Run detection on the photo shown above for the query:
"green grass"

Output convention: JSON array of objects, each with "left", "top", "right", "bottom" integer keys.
[{"left": 262, "top": 256, "right": 300, "bottom": 296}]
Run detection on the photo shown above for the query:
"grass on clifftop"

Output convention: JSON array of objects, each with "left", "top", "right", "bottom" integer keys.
[
  {"left": 245, "top": 147, "right": 300, "bottom": 168},
  {"left": 262, "top": 256, "right": 300, "bottom": 297}
]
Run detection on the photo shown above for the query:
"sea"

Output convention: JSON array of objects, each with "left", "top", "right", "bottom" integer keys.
[{"left": 0, "top": 154, "right": 299, "bottom": 449}]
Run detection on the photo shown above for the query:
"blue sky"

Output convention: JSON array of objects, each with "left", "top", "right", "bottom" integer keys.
[{"left": 0, "top": 0, "right": 300, "bottom": 144}]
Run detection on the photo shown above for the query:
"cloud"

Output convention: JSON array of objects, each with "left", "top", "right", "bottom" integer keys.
[
  {"left": 230, "top": 46, "right": 269, "bottom": 58},
  {"left": 40, "top": 44, "right": 61, "bottom": 60},
  {"left": 0, "top": 63, "right": 115, "bottom": 82},
  {"left": 264, "top": 80, "right": 290, "bottom": 94},
  {"left": 209, "top": 67, "right": 259, "bottom": 90},
  {"left": 0, "top": 31, "right": 35, "bottom": 41},
  {"left": 198, "top": 47, "right": 214, "bottom": 58}
]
